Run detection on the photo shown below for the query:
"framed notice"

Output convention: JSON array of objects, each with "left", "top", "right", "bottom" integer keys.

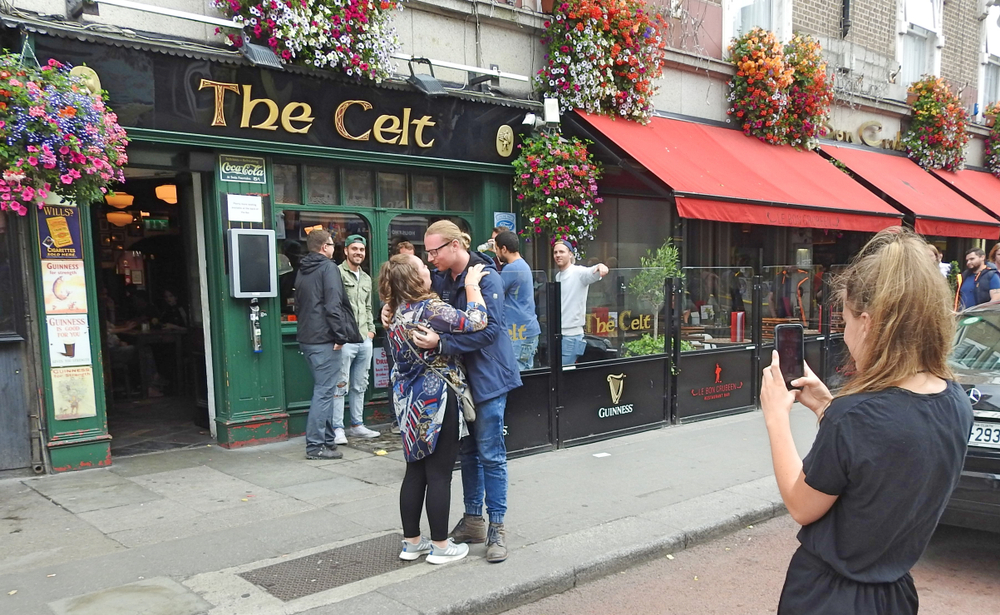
[
  {"left": 373, "top": 346, "right": 391, "bottom": 389},
  {"left": 46, "top": 315, "right": 92, "bottom": 368},
  {"left": 37, "top": 203, "right": 83, "bottom": 259},
  {"left": 51, "top": 365, "right": 97, "bottom": 420},
  {"left": 219, "top": 155, "right": 266, "bottom": 184},
  {"left": 42, "top": 260, "right": 88, "bottom": 314},
  {"left": 493, "top": 212, "right": 516, "bottom": 233},
  {"left": 227, "top": 194, "right": 264, "bottom": 223}
]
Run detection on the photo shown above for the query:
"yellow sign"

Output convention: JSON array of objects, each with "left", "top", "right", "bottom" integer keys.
[{"left": 824, "top": 121, "right": 905, "bottom": 152}]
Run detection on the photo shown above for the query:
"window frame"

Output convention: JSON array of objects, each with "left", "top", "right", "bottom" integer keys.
[
  {"left": 0, "top": 214, "right": 27, "bottom": 343},
  {"left": 722, "top": 0, "right": 791, "bottom": 50}
]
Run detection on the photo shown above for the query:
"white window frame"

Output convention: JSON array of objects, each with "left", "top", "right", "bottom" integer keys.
[
  {"left": 977, "top": 4, "right": 1000, "bottom": 119},
  {"left": 897, "top": 0, "right": 943, "bottom": 85},
  {"left": 722, "top": 0, "right": 792, "bottom": 51}
]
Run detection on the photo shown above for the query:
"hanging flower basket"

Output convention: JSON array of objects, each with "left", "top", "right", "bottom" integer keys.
[
  {"left": 726, "top": 28, "right": 794, "bottom": 145},
  {"left": 984, "top": 102, "right": 1000, "bottom": 179},
  {"left": 513, "top": 130, "right": 603, "bottom": 250},
  {"left": 779, "top": 34, "right": 834, "bottom": 150},
  {"left": 902, "top": 76, "right": 969, "bottom": 172},
  {"left": 0, "top": 54, "right": 128, "bottom": 216},
  {"left": 534, "top": 0, "right": 669, "bottom": 124},
  {"left": 210, "top": 0, "right": 404, "bottom": 82}
]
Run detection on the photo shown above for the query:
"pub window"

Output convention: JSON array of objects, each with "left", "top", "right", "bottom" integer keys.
[
  {"left": 275, "top": 210, "right": 372, "bottom": 319},
  {"left": 444, "top": 177, "right": 473, "bottom": 212},
  {"left": 378, "top": 172, "right": 409, "bottom": 209},
  {"left": 306, "top": 165, "right": 339, "bottom": 205},
  {"left": 343, "top": 169, "right": 375, "bottom": 207},
  {"left": 0, "top": 214, "right": 23, "bottom": 339},
  {"left": 273, "top": 163, "right": 301, "bottom": 204},
  {"left": 411, "top": 175, "right": 442, "bottom": 210}
]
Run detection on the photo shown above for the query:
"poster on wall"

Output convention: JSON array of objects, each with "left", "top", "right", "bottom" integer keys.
[
  {"left": 46, "top": 315, "right": 92, "bottom": 368},
  {"left": 219, "top": 155, "right": 266, "bottom": 184},
  {"left": 227, "top": 194, "right": 264, "bottom": 223},
  {"left": 51, "top": 365, "right": 98, "bottom": 420},
  {"left": 373, "top": 346, "right": 391, "bottom": 389},
  {"left": 41, "top": 260, "right": 88, "bottom": 314},
  {"left": 36, "top": 203, "right": 83, "bottom": 259}
]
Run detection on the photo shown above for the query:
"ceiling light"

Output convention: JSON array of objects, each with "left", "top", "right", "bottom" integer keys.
[
  {"left": 105, "top": 191, "right": 134, "bottom": 209},
  {"left": 106, "top": 211, "right": 134, "bottom": 227},
  {"left": 407, "top": 58, "right": 447, "bottom": 97},
  {"left": 155, "top": 184, "right": 177, "bottom": 204},
  {"left": 240, "top": 35, "right": 284, "bottom": 69}
]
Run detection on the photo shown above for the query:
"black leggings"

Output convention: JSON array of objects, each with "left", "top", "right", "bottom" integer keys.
[{"left": 399, "top": 394, "right": 460, "bottom": 541}]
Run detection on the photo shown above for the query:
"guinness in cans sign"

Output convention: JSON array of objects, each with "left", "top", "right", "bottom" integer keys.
[{"left": 219, "top": 155, "right": 266, "bottom": 184}]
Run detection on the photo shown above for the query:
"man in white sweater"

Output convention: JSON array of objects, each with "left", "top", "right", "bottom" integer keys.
[{"left": 553, "top": 240, "right": 608, "bottom": 365}]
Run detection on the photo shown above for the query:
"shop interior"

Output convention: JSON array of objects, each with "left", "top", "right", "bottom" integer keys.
[{"left": 91, "top": 169, "right": 212, "bottom": 456}]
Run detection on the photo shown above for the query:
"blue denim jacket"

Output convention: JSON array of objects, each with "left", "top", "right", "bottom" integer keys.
[{"left": 433, "top": 252, "right": 522, "bottom": 403}]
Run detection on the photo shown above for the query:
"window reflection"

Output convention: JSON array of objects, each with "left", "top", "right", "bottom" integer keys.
[{"left": 387, "top": 214, "right": 470, "bottom": 261}]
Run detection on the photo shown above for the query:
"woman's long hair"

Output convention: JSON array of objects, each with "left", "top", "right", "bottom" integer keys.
[
  {"left": 378, "top": 254, "right": 436, "bottom": 318},
  {"left": 834, "top": 228, "right": 955, "bottom": 398}
]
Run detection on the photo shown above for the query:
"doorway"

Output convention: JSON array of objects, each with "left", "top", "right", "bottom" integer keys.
[{"left": 92, "top": 168, "right": 213, "bottom": 456}]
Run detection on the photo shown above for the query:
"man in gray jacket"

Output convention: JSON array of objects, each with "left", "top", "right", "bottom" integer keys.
[{"left": 295, "top": 230, "right": 362, "bottom": 460}]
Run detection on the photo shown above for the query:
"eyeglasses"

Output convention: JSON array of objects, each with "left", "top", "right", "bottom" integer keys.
[
  {"left": 425, "top": 240, "right": 454, "bottom": 258},
  {"left": 324, "top": 242, "right": 335, "bottom": 248}
]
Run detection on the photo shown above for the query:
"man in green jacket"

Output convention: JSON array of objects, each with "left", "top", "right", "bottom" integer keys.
[{"left": 333, "top": 234, "right": 380, "bottom": 443}]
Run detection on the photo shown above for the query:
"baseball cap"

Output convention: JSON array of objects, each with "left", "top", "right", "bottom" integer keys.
[{"left": 345, "top": 234, "right": 367, "bottom": 247}]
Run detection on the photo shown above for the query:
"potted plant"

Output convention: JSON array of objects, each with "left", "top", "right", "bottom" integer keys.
[
  {"left": 902, "top": 76, "right": 969, "bottom": 171},
  {"left": 534, "top": 0, "right": 669, "bottom": 124},
  {"left": 210, "top": 0, "right": 404, "bottom": 82},
  {"left": 513, "top": 130, "right": 602, "bottom": 251},
  {"left": 627, "top": 238, "right": 682, "bottom": 340},
  {"left": 0, "top": 54, "right": 128, "bottom": 215}
]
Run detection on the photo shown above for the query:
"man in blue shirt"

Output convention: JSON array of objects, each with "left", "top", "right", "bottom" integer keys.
[
  {"left": 494, "top": 231, "right": 541, "bottom": 370},
  {"left": 958, "top": 247, "right": 1000, "bottom": 310}
]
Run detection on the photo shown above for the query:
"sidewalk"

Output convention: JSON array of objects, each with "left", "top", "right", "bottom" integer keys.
[{"left": 0, "top": 406, "right": 819, "bottom": 615}]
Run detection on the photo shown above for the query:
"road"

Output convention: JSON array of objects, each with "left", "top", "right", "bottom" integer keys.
[{"left": 505, "top": 515, "right": 1000, "bottom": 615}]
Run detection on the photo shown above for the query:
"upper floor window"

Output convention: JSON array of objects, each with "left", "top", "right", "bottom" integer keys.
[
  {"left": 899, "top": 0, "right": 942, "bottom": 85},
  {"left": 984, "top": 6, "right": 1000, "bottom": 107},
  {"left": 732, "top": 0, "right": 773, "bottom": 37}
]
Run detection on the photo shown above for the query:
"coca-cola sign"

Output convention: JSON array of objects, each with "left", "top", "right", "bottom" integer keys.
[{"left": 219, "top": 155, "right": 266, "bottom": 184}]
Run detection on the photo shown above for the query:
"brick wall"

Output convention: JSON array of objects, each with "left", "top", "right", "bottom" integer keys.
[
  {"left": 793, "top": 0, "right": 896, "bottom": 59},
  {"left": 940, "top": 0, "right": 980, "bottom": 93}
]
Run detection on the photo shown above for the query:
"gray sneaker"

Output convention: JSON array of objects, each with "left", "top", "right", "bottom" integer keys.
[
  {"left": 448, "top": 513, "right": 487, "bottom": 544},
  {"left": 426, "top": 538, "right": 469, "bottom": 565},
  {"left": 399, "top": 536, "right": 433, "bottom": 561},
  {"left": 486, "top": 522, "right": 507, "bottom": 563},
  {"left": 305, "top": 446, "right": 342, "bottom": 460}
]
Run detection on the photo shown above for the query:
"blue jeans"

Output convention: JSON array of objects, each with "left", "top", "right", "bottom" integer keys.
[
  {"left": 510, "top": 335, "right": 539, "bottom": 371},
  {"left": 333, "top": 338, "right": 372, "bottom": 428},
  {"left": 460, "top": 393, "right": 508, "bottom": 524},
  {"left": 300, "top": 343, "right": 344, "bottom": 453},
  {"left": 561, "top": 334, "right": 586, "bottom": 366}
]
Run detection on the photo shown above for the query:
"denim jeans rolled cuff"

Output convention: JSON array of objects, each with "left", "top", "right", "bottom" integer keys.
[
  {"left": 561, "top": 334, "right": 585, "bottom": 366},
  {"left": 300, "top": 343, "right": 342, "bottom": 452},
  {"left": 461, "top": 393, "right": 508, "bottom": 524},
  {"left": 332, "top": 338, "right": 373, "bottom": 428}
]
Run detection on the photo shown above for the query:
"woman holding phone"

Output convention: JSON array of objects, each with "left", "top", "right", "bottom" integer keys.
[
  {"left": 760, "top": 228, "right": 973, "bottom": 614},
  {"left": 378, "top": 254, "right": 489, "bottom": 565}
]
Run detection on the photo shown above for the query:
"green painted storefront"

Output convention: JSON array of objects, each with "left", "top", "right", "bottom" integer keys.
[{"left": 26, "top": 33, "right": 532, "bottom": 469}]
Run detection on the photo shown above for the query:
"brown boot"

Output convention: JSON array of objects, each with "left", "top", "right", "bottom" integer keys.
[
  {"left": 486, "top": 522, "right": 507, "bottom": 563},
  {"left": 448, "top": 513, "right": 486, "bottom": 544}
]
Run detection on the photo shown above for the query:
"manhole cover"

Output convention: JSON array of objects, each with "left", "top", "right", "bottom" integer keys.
[{"left": 239, "top": 533, "right": 411, "bottom": 601}]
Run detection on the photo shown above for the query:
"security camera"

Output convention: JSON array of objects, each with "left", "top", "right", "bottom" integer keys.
[{"left": 522, "top": 113, "right": 537, "bottom": 126}]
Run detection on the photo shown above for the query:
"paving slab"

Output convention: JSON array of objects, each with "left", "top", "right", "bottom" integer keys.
[{"left": 48, "top": 577, "right": 212, "bottom": 615}]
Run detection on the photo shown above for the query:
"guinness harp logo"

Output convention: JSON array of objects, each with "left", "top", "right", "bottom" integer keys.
[{"left": 607, "top": 373, "right": 626, "bottom": 405}]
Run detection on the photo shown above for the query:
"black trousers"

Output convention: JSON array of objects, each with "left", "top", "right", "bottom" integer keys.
[
  {"left": 778, "top": 547, "right": 918, "bottom": 615},
  {"left": 399, "top": 395, "right": 460, "bottom": 541}
]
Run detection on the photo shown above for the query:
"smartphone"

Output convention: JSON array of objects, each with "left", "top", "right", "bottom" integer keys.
[{"left": 774, "top": 323, "right": 805, "bottom": 390}]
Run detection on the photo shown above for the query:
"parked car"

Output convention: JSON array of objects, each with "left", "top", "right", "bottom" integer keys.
[{"left": 940, "top": 303, "right": 1000, "bottom": 533}]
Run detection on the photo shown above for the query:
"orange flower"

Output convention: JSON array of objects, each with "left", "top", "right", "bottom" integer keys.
[{"left": 59, "top": 106, "right": 77, "bottom": 118}]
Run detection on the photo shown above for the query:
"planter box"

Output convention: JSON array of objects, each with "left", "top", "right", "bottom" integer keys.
[
  {"left": 986, "top": 114, "right": 996, "bottom": 128},
  {"left": 906, "top": 92, "right": 919, "bottom": 106}
]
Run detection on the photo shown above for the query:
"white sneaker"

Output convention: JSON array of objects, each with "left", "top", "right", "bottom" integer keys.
[
  {"left": 348, "top": 425, "right": 380, "bottom": 439},
  {"left": 399, "top": 536, "right": 433, "bottom": 561},
  {"left": 333, "top": 427, "right": 348, "bottom": 445},
  {"left": 426, "top": 538, "right": 469, "bottom": 565}
]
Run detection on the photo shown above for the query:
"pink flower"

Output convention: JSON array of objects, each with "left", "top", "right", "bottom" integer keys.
[
  {"left": 59, "top": 146, "right": 70, "bottom": 155},
  {"left": 26, "top": 156, "right": 38, "bottom": 166},
  {"left": 60, "top": 174, "right": 73, "bottom": 184},
  {"left": 20, "top": 187, "right": 34, "bottom": 201}
]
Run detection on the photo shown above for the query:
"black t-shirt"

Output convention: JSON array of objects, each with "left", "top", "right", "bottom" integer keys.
[{"left": 798, "top": 382, "right": 973, "bottom": 583}]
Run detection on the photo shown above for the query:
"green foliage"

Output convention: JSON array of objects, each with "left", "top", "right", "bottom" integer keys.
[
  {"left": 948, "top": 260, "right": 960, "bottom": 293},
  {"left": 622, "top": 334, "right": 692, "bottom": 358},
  {"left": 627, "top": 238, "right": 682, "bottom": 338}
]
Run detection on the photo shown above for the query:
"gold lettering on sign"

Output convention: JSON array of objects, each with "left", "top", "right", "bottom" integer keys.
[
  {"left": 199, "top": 79, "right": 240, "bottom": 127},
  {"left": 335, "top": 100, "right": 373, "bottom": 141},
  {"left": 373, "top": 114, "right": 403, "bottom": 144},
  {"left": 240, "top": 85, "right": 279, "bottom": 131},
  {"left": 411, "top": 115, "right": 436, "bottom": 148},
  {"left": 857, "top": 121, "right": 882, "bottom": 147},
  {"left": 280, "top": 102, "right": 314, "bottom": 134}
]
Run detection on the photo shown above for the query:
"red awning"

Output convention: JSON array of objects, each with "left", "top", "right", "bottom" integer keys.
[
  {"left": 575, "top": 112, "right": 902, "bottom": 233},
  {"left": 931, "top": 168, "right": 1000, "bottom": 221},
  {"left": 821, "top": 145, "right": 1000, "bottom": 240}
]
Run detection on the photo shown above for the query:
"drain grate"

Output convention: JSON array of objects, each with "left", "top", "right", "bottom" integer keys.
[{"left": 239, "top": 533, "right": 411, "bottom": 601}]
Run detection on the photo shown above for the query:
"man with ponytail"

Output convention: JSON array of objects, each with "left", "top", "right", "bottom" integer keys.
[
  {"left": 409, "top": 220, "right": 521, "bottom": 563},
  {"left": 759, "top": 228, "right": 972, "bottom": 614}
]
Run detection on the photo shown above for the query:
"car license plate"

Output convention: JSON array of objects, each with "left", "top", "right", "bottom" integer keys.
[{"left": 969, "top": 421, "right": 1000, "bottom": 449}]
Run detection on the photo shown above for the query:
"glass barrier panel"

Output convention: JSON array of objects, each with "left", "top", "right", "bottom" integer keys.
[
  {"left": 498, "top": 267, "right": 548, "bottom": 371},
  {"left": 760, "top": 265, "right": 825, "bottom": 340},
  {"left": 680, "top": 267, "right": 755, "bottom": 351},
  {"left": 827, "top": 264, "right": 849, "bottom": 334}
]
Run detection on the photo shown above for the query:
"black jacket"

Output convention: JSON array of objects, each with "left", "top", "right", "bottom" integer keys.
[{"left": 294, "top": 253, "right": 362, "bottom": 345}]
